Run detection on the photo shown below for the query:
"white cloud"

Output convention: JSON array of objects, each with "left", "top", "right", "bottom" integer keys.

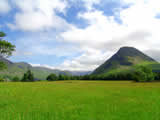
[
  {"left": 120, "top": 0, "right": 160, "bottom": 47},
  {"left": 14, "top": 0, "right": 67, "bottom": 13},
  {"left": 57, "top": 48, "right": 112, "bottom": 71},
  {"left": 12, "top": 11, "right": 69, "bottom": 31},
  {"left": 0, "top": 0, "right": 11, "bottom": 14},
  {"left": 8, "top": 0, "right": 69, "bottom": 31},
  {"left": 82, "top": 0, "right": 101, "bottom": 10},
  {"left": 30, "top": 63, "right": 56, "bottom": 69},
  {"left": 62, "top": 10, "right": 127, "bottom": 49}
]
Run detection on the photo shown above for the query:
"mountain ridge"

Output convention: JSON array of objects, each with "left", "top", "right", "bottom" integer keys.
[{"left": 0, "top": 58, "right": 91, "bottom": 79}]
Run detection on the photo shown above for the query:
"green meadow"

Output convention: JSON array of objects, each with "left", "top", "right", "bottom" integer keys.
[{"left": 1, "top": 81, "right": 160, "bottom": 120}]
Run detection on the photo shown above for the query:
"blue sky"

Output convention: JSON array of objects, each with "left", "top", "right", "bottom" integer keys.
[{"left": 0, "top": 0, "right": 160, "bottom": 71}]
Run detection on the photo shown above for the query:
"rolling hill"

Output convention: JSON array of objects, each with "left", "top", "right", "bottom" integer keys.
[
  {"left": 0, "top": 59, "right": 71, "bottom": 80},
  {"left": 92, "top": 47, "right": 159, "bottom": 75}
]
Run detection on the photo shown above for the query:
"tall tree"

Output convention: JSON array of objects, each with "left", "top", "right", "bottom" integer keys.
[{"left": 21, "top": 70, "right": 34, "bottom": 82}]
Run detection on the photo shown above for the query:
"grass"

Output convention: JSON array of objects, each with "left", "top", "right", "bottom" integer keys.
[{"left": 0, "top": 81, "right": 160, "bottom": 120}]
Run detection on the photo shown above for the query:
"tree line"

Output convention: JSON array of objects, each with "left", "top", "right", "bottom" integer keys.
[{"left": 45, "top": 65, "right": 160, "bottom": 82}]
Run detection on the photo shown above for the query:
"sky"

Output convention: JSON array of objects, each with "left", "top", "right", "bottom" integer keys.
[{"left": 0, "top": 0, "right": 160, "bottom": 71}]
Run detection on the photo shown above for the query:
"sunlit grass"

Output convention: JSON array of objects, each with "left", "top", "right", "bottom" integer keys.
[{"left": 0, "top": 81, "right": 160, "bottom": 120}]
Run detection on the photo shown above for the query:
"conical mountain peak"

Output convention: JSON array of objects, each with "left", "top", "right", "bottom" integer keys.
[{"left": 92, "top": 47, "right": 156, "bottom": 75}]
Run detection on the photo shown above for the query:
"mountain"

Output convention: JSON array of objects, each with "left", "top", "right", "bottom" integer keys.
[
  {"left": 0, "top": 59, "right": 71, "bottom": 80},
  {"left": 0, "top": 56, "right": 13, "bottom": 65},
  {"left": 92, "top": 47, "right": 158, "bottom": 75}
]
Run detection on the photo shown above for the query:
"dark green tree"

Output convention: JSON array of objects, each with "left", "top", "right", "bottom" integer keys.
[
  {"left": 28, "top": 70, "right": 34, "bottom": 81},
  {"left": 21, "top": 70, "right": 34, "bottom": 82},
  {"left": 58, "top": 74, "right": 65, "bottom": 80},
  {"left": 154, "top": 73, "right": 160, "bottom": 80},
  {"left": 47, "top": 73, "right": 58, "bottom": 81}
]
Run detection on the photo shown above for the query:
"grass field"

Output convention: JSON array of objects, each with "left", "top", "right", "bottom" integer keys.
[{"left": 0, "top": 81, "right": 160, "bottom": 120}]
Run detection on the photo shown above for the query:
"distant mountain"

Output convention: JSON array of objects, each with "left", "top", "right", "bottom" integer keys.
[
  {"left": 0, "top": 57, "right": 91, "bottom": 80},
  {"left": 92, "top": 47, "right": 158, "bottom": 75},
  {"left": 0, "top": 59, "right": 71, "bottom": 80}
]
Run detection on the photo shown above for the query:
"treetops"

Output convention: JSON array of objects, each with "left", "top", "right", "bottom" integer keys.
[{"left": 0, "top": 31, "right": 15, "bottom": 58}]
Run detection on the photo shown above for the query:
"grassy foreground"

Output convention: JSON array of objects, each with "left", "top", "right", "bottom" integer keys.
[{"left": 0, "top": 81, "right": 160, "bottom": 120}]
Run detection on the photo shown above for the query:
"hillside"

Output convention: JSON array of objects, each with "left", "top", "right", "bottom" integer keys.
[
  {"left": 0, "top": 60, "right": 71, "bottom": 80},
  {"left": 92, "top": 47, "right": 158, "bottom": 75}
]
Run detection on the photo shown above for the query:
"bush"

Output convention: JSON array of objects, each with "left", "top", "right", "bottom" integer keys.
[
  {"left": 154, "top": 73, "right": 160, "bottom": 80},
  {"left": 47, "top": 73, "right": 58, "bottom": 81},
  {"left": 12, "top": 76, "right": 20, "bottom": 82},
  {"left": 0, "top": 76, "right": 4, "bottom": 82},
  {"left": 132, "top": 65, "right": 154, "bottom": 82}
]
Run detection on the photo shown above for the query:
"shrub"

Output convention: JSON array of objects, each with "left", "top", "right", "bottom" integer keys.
[
  {"left": 47, "top": 73, "right": 58, "bottom": 81},
  {"left": 132, "top": 65, "right": 154, "bottom": 82},
  {"left": 12, "top": 76, "right": 20, "bottom": 82},
  {"left": 0, "top": 76, "right": 4, "bottom": 82},
  {"left": 154, "top": 73, "right": 160, "bottom": 80}
]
